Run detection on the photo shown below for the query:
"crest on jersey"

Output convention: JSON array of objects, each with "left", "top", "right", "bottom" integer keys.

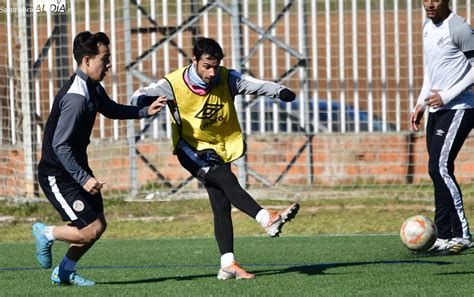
[
  {"left": 72, "top": 200, "right": 85, "bottom": 212},
  {"left": 195, "top": 103, "right": 223, "bottom": 119},
  {"left": 437, "top": 36, "right": 448, "bottom": 47}
]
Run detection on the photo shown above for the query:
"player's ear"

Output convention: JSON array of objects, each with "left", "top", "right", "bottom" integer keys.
[
  {"left": 83, "top": 56, "right": 90, "bottom": 67},
  {"left": 192, "top": 56, "right": 197, "bottom": 65}
]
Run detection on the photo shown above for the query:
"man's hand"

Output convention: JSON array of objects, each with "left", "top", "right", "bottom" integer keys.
[
  {"left": 147, "top": 95, "right": 167, "bottom": 116},
  {"left": 410, "top": 104, "right": 425, "bottom": 132},
  {"left": 83, "top": 177, "right": 106, "bottom": 195},
  {"left": 424, "top": 89, "right": 443, "bottom": 109}
]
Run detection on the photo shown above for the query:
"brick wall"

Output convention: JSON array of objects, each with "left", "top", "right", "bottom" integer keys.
[{"left": 3, "top": 133, "right": 473, "bottom": 198}]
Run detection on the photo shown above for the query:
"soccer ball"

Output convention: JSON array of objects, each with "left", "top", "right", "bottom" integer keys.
[{"left": 400, "top": 215, "right": 437, "bottom": 252}]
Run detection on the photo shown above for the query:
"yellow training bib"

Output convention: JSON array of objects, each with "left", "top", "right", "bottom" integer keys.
[{"left": 165, "top": 66, "right": 245, "bottom": 163}]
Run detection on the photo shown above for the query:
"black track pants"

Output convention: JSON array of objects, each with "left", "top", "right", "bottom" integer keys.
[{"left": 426, "top": 109, "right": 474, "bottom": 239}]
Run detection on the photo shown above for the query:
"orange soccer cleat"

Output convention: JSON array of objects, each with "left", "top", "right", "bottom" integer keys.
[
  {"left": 265, "top": 203, "right": 300, "bottom": 237},
  {"left": 217, "top": 262, "right": 256, "bottom": 280}
]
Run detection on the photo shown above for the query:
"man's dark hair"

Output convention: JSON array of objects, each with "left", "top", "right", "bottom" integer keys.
[
  {"left": 73, "top": 31, "right": 110, "bottom": 65},
  {"left": 193, "top": 37, "right": 224, "bottom": 61}
]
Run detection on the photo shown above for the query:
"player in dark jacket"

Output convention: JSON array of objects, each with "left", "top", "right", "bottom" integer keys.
[{"left": 32, "top": 31, "right": 166, "bottom": 286}]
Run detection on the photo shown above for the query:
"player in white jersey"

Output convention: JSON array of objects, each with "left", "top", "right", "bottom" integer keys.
[{"left": 410, "top": 0, "right": 474, "bottom": 254}]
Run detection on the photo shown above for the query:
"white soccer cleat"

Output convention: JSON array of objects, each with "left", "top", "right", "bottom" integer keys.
[
  {"left": 446, "top": 237, "right": 473, "bottom": 254},
  {"left": 426, "top": 237, "right": 472, "bottom": 255},
  {"left": 427, "top": 238, "right": 449, "bottom": 253}
]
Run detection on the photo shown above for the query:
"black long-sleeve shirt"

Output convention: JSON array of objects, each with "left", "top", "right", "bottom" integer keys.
[{"left": 39, "top": 69, "right": 149, "bottom": 186}]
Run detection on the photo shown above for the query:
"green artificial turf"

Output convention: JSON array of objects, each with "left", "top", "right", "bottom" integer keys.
[{"left": 1, "top": 235, "right": 473, "bottom": 296}]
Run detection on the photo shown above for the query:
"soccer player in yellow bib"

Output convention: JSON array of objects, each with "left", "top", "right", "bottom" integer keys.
[{"left": 133, "top": 37, "right": 299, "bottom": 279}]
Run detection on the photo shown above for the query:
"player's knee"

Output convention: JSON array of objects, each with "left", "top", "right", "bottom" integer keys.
[
  {"left": 215, "top": 203, "right": 231, "bottom": 214},
  {"left": 96, "top": 221, "right": 107, "bottom": 239},
  {"left": 77, "top": 231, "right": 96, "bottom": 244},
  {"left": 79, "top": 224, "right": 106, "bottom": 243},
  {"left": 82, "top": 229, "right": 103, "bottom": 244},
  {"left": 101, "top": 221, "right": 107, "bottom": 233},
  {"left": 428, "top": 161, "right": 440, "bottom": 180},
  {"left": 92, "top": 223, "right": 107, "bottom": 241},
  {"left": 74, "top": 231, "right": 91, "bottom": 244}
]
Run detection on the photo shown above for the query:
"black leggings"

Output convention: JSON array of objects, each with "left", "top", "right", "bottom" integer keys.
[
  {"left": 426, "top": 109, "right": 474, "bottom": 239},
  {"left": 204, "top": 165, "right": 262, "bottom": 254},
  {"left": 176, "top": 141, "right": 262, "bottom": 254}
]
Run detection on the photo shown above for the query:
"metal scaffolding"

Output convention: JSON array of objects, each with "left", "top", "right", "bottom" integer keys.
[{"left": 124, "top": 0, "right": 312, "bottom": 197}]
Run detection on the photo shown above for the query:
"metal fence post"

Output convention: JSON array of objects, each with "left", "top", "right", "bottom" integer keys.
[
  {"left": 230, "top": 0, "right": 247, "bottom": 188},
  {"left": 298, "top": 0, "right": 312, "bottom": 185},
  {"left": 123, "top": 0, "right": 138, "bottom": 198},
  {"left": 18, "top": 0, "right": 37, "bottom": 197}
]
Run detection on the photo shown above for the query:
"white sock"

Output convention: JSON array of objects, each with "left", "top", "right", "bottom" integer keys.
[
  {"left": 220, "top": 253, "right": 235, "bottom": 268},
  {"left": 44, "top": 226, "right": 56, "bottom": 241},
  {"left": 256, "top": 209, "right": 270, "bottom": 228}
]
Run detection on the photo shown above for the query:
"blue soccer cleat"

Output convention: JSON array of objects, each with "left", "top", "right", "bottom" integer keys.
[
  {"left": 32, "top": 223, "right": 53, "bottom": 269},
  {"left": 51, "top": 266, "right": 96, "bottom": 286}
]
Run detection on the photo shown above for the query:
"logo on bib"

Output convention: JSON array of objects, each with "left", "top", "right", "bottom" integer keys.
[{"left": 195, "top": 103, "right": 223, "bottom": 119}]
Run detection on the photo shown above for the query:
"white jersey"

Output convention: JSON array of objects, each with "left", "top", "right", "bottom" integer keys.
[{"left": 419, "top": 13, "right": 474, "bottom": 112}]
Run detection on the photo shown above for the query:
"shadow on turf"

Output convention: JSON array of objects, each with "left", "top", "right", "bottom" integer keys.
[
  {"left": 98, "top": 273, "right": 217, "bottom": 285},
  {"left": 97, "top": 259, "right": 451, "bottom": 284},
  {"left": 253, "top": 260, "right": 452, "bottom": 277},
  {"left": 435, "top": 271, "right": 474, "bottom": 276}
]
